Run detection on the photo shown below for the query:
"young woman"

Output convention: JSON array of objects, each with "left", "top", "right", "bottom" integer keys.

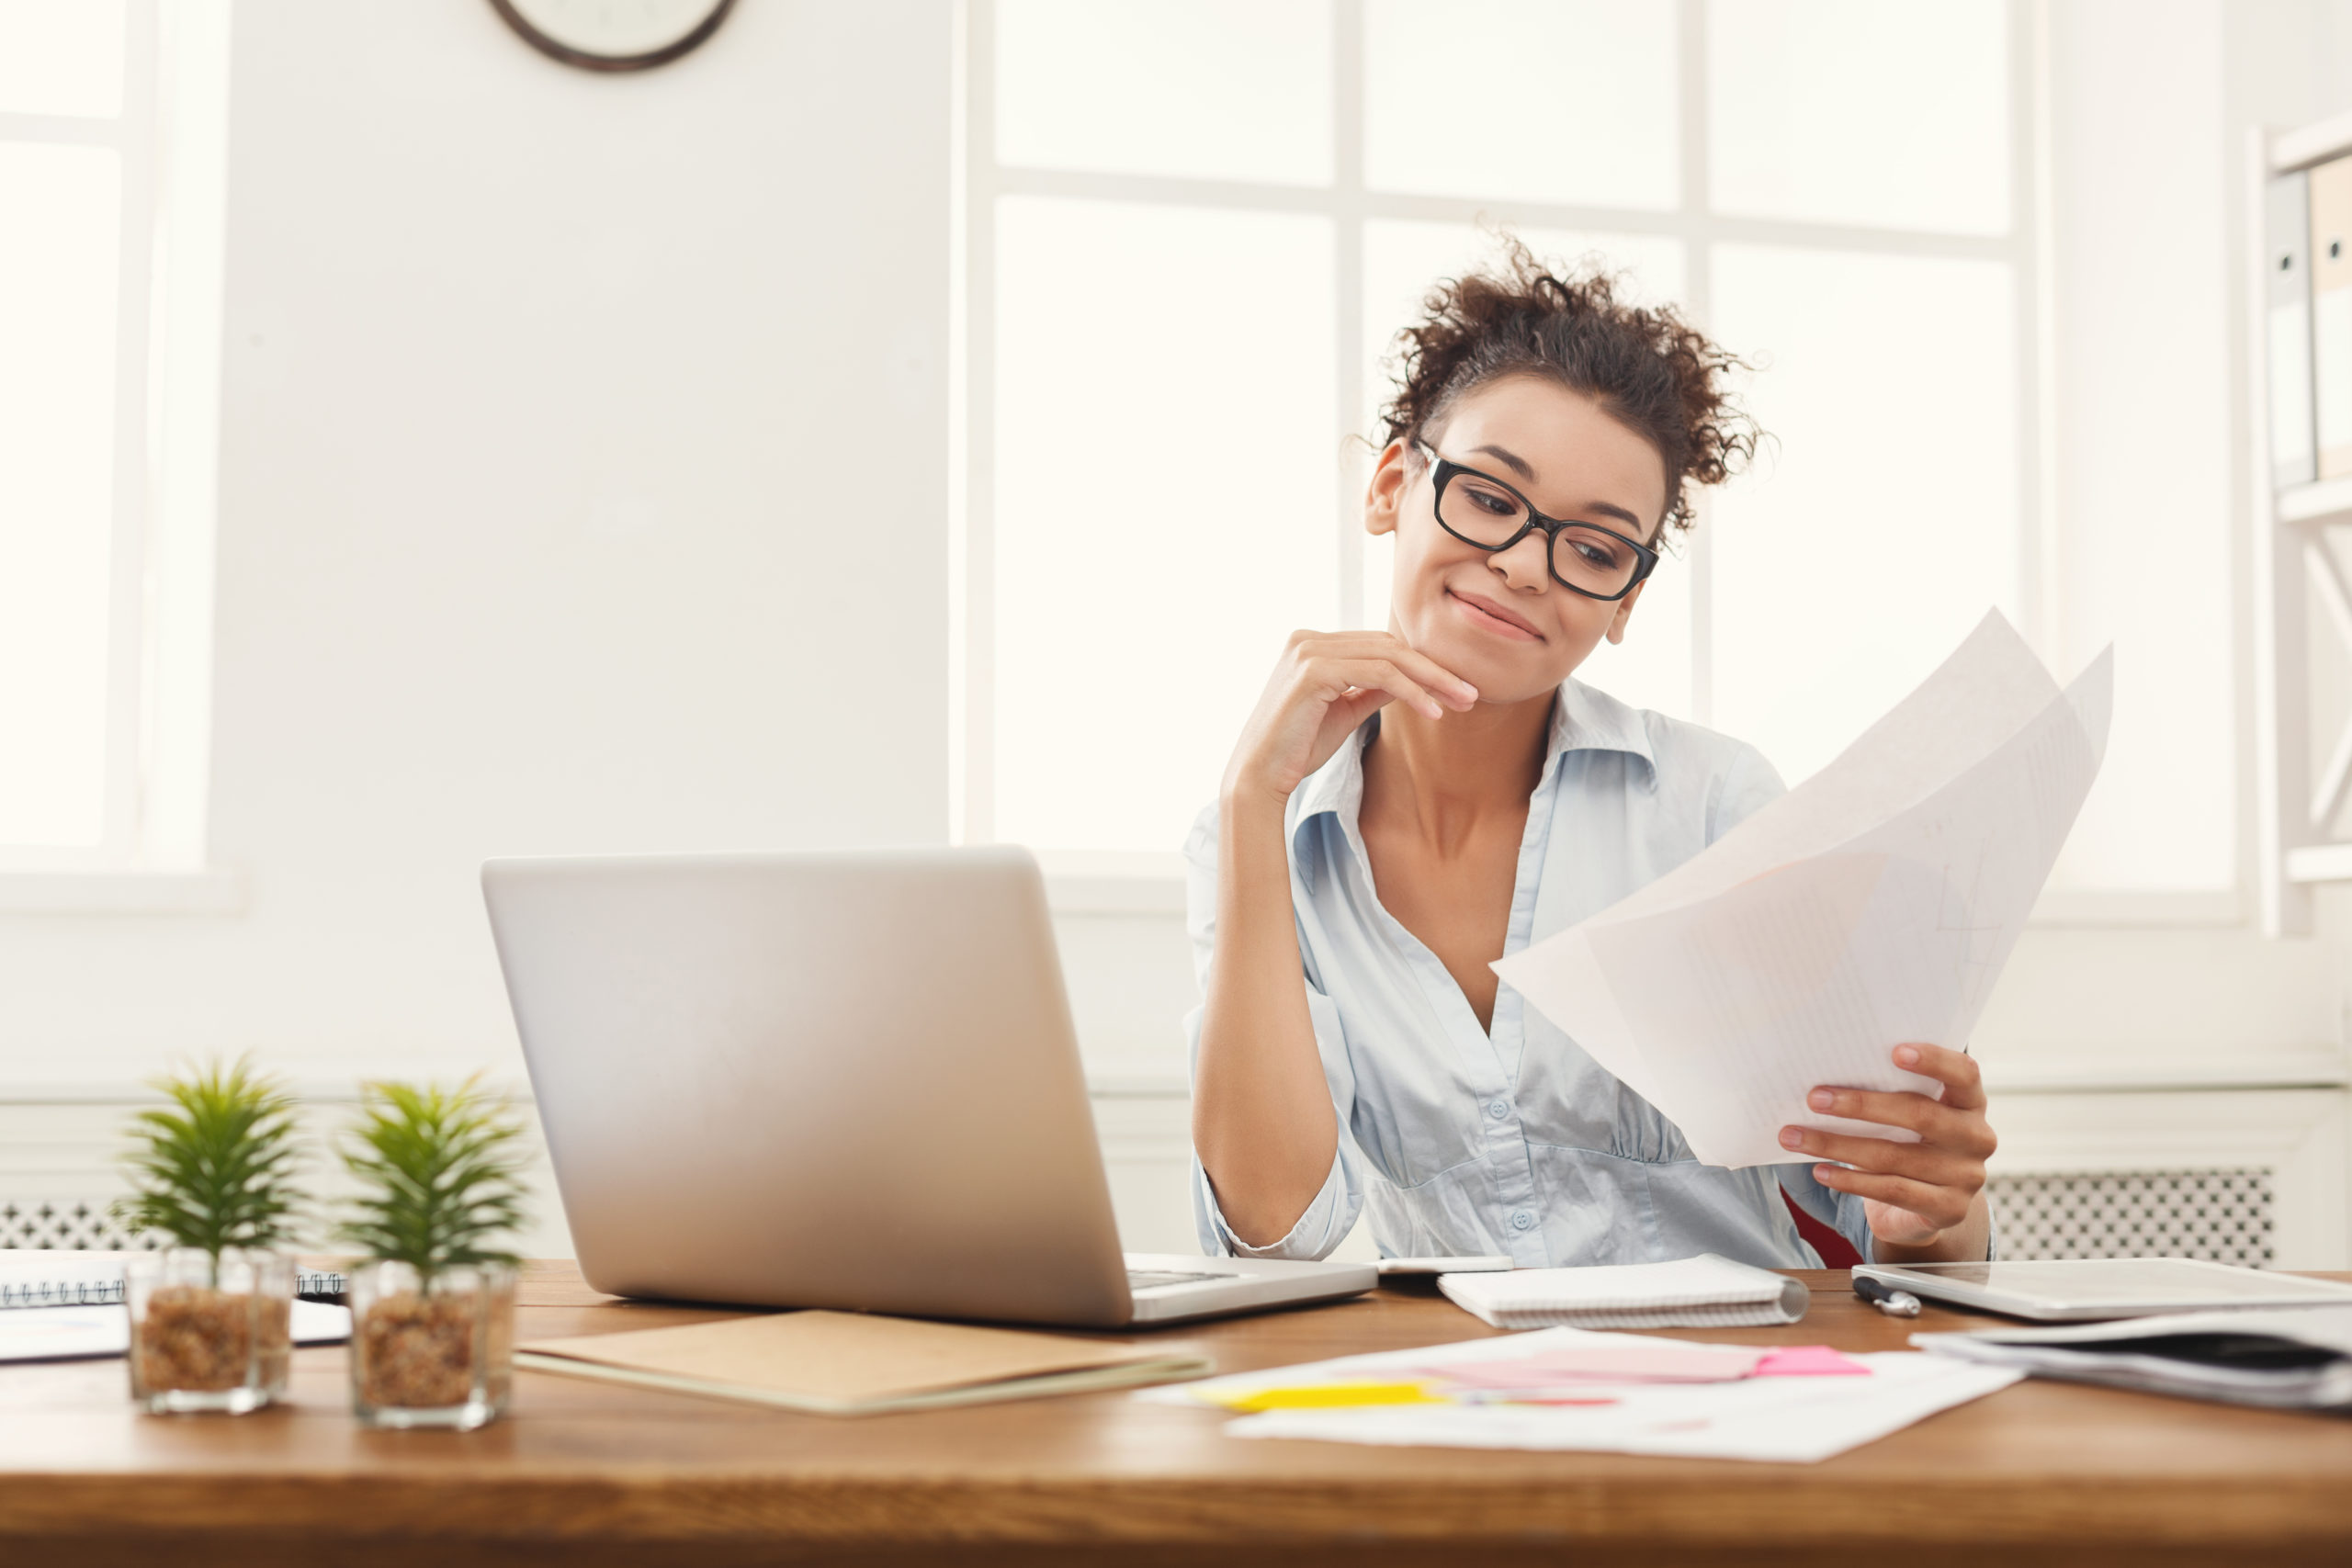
[{"left": 1187, "top": 248, "right": 1996, "bottom": 1269}]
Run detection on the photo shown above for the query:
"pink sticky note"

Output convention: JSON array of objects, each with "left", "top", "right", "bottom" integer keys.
[
  {"left": 1426, "top": 1345, "right": 1766, "bottom": 1388},
  {"left": 1753, "top": 1345, "right": 1870, "bottom": 1377}
]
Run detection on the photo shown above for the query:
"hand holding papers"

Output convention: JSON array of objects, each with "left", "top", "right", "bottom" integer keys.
[{"left": 1494, "top": 612, "right": 2111, "bottom": 1168}]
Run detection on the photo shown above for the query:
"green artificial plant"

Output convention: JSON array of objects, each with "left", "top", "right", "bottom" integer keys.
[
  {"left": 114, "top": 1057, "right": 304, "bottom": 1280},
  {"left": 336, "top": 1077, "right": 528, "bottom": 1285}
]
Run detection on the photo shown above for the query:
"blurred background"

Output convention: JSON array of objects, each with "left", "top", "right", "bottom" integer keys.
[{"left": 2, "top": 0, "right": 2350, "bottom": 1266}]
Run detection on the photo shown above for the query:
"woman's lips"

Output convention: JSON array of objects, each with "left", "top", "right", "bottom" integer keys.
[{"left": 1447, "top": 588, "right": 1543, "bottom": 641}]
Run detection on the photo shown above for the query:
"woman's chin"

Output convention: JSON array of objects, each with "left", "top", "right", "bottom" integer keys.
[{"left": 1406, "top": 624, "right": 1576, "bottom": 705}]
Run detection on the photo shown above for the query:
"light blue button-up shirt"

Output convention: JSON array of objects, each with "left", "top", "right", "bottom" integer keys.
[{"left": 1183, "top": 678, "right": 1882, "bottom": 1269}]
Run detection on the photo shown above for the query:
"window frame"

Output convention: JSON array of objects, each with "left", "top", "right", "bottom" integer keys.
[{"left": 954, "top": 0, "right": 2234, "bottom": 926}]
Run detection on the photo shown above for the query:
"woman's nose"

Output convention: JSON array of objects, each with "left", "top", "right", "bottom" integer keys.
[{"left": 1489, "top": 533, "right": 1552, "bottom": 592}]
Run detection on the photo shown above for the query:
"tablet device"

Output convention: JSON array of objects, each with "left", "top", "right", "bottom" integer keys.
[{"left": 1853, "top": 1258, "right": 2352, "bottom": 1322}]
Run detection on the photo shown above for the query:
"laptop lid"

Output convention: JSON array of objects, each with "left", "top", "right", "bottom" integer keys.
[{"left": 482, "top": 847, "right": 1136, "bottom": 1326}]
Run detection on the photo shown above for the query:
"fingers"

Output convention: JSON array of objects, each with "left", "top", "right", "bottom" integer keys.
[
  {"left": 1288, "top": 631, "right": 1477, "bottom": 701},
  {"left": 1291, "top": 637, "right": 1477, "bottom": 719},
  {"left": 1304, "top": 658, "right": 1449, "bottom": 719},
  {"left": 1780, "top": 1124, "right": 1984, "bottom": 1190},
  {"left": 1797, "top": 1085, "right": 1996, "bottom": 1159},
  {"left": 1809, "top": 1163, "right": 1977, "bottom": 1233},
  {"left": 1889, "top": 1042, "right": 1986, "bottom": 1111}
]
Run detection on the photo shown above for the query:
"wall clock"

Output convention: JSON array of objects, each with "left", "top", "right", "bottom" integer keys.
[{"left": 489, "top": 0, "right": 736, "bottom": 73}]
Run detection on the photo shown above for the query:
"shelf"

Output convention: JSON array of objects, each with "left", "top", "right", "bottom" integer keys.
[
  {"left": 2278, "top": 474, "right": 2352, "bottom": 525},
  {"left": 2272, "top": 107, "right": 2352, "bottom": 174}
]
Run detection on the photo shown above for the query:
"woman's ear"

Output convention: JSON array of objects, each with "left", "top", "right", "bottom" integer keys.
[
  {"left": 1605, "top": 580, "right": 1645, "bottom": 645},
  {"left": 1363, "top": 438, "right": 1412, "bottom": 537}
]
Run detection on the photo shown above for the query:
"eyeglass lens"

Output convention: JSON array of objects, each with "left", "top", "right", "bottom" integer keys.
[{"left": 1436, "top": 471, "right": 1642, "bottom": 596}]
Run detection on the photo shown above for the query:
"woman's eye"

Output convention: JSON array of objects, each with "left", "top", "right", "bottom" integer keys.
[
  {"left": 1468, "top": 488, "right": 1518, "bottom": 518},
  {"left": 1571, "top": 538, "right": 1621, "bottom": 570}
]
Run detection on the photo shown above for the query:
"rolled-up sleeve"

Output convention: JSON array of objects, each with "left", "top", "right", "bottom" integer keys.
[{"left": 1180, "top": 805, "right": 1367, "bottom": 1261}]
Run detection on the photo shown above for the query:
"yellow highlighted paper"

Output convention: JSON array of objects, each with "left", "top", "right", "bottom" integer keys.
[{"left": 1213, "top": 1382, "right": 1443, "bottom": 1413}]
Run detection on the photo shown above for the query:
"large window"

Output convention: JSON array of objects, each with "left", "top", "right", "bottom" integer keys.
[
  {"left": 0, "top": 0, "right": 225, "bottom": 874},
  {"left": 958, "top": 0, "right": 2230, "bottom": 903}
]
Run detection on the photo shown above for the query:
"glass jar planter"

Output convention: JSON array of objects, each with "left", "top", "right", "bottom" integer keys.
[
  {"left": 126, "top": 1247, "right": 296, "bottom": 1415},
  {"left": 347, "top": 1260, "right": 516, "bottom": 1430}
]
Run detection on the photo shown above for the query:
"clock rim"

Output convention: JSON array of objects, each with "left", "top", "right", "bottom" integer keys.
[{"left": 488, "top": 0, "right": 738, "bottom": 73}]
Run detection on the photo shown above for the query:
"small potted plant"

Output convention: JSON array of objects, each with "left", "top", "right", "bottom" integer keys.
[
  {"left": 338, "top": 1077, "right": 529, "bottom": 1430},
  {"left": 114, "top": 1058, "right": 304, "bottom": 1415}
]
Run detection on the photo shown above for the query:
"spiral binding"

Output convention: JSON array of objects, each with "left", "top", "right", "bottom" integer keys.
[{"left": 0, "top": 1269, "right": 346, "bottom": 1309}]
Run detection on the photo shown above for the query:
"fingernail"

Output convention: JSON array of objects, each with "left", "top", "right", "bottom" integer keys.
[
  {"left": 1458, "top": 682, "right": 1479, "bottom": 699},
  {"left": 1807, "top": 1089, "right": 1835, "bottom": 1111},
  {"left": 1894, "top": 1045, "right": 1920, "bottom": 1067},
  {"left": 1779, "top": 1126, "right": 1804, "bottom": 1149}
]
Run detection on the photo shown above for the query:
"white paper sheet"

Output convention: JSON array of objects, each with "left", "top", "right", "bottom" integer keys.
[
  {"left": 1494, "top": 611, "right": 2111, "bottom": 1168},
  {"left": 1137, "top": 1325, "right": 2021, "bottom": 1464}
]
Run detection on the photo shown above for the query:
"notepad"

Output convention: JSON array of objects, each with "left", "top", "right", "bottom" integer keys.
[
  {"left": 0, "top": 1299, "right": 351, "bottom": 1362},
  {"left": 515, "top": 1309, "right": 1212, "bottom": 1416},
  {"left": 1437, "top": 1254, "right": 1810, "bottom": 1330}
]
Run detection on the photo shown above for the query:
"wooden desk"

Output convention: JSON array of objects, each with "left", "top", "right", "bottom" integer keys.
[{"left": 2, "top": 1263, "right": 2347, "bottom": 1567}]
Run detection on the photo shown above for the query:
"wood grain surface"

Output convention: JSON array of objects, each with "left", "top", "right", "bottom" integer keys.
[{"left": 1, "top": 1262, "right": 2347, "bottom": 1567}]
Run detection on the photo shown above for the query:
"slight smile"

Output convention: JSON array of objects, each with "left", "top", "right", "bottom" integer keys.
[{"left": 1447, "top": 588, "right": 1544, "bottom": 641}]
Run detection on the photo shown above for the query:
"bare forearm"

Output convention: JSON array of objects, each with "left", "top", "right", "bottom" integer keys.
[{"left": 1192, "top": 789, "right": 1340, "bottom": 1247}]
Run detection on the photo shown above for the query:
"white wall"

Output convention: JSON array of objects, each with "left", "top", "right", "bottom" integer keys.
[{"left": 0, "top": 0, "right": 953, "bottom": 1100}]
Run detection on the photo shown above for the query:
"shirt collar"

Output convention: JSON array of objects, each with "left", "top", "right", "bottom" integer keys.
[{"left": 1289, "top": 677, "right": 1657, "bottom": 846}]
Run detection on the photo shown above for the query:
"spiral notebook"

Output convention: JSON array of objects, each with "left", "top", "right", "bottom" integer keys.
[
  {"left": 0, "top": 1249, "right": 346, "bottom": 1308},
  {"left": 1437, "top": 1254, "right": 1811, "bottom": 1330}
]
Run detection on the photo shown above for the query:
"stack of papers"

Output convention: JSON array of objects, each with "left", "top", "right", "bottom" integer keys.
[
  {"left": 516, "top": 1309, "right": 1212, "bottom": 1416},
  {"left": 1438, "top": 1254, "right": 1809, "bottom": 1329},
  {"left": 1494, "top": 612, "right": 2111, "bottom": 1168},
  {"left": 1914, "top": 1305, "right": 2352, "bottom": 1409},
  {"left": 1138, "top": 1325, "right": 2020, "bottom": 1463}
]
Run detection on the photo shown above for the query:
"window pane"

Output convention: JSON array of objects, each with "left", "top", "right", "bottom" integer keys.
[
  {"left": 0, "top": 144, "right": 119, "bottom": 846},
  {"left": 1708, "top": 243, "right": 2018, "bottom": 784},
  {"left": 2042, "top": 0, "right": 2233, "bottom": 892},
  {"left": 1358, "top": 220, "right": 1691, "bottom": 716},
  {"left": 994, "top": 197, "right": 1336, "bottom": 852},
  {"left": 1708, "top": 0, "right": 2009, "bottom": 236},
  {"left": 1364, "top": 0, "right": 1678, "bottom": 209},
  {"left": 995, "top": 0, "right": 1332, "bottom": 186},
  {"left": 0, "top": 0, "right": 124, "bottom": 118}
]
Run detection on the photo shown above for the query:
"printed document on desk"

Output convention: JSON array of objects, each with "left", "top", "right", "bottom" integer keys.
[
  {"left": 1493, "top": 611, "right": 2111, "bottom": 1168},
  {"left": 1138, "top": 1325, "right": 2021, "bottom": 1463}
]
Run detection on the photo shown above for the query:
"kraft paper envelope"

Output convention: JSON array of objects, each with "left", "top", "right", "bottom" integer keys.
[{"left": 517, "top": 1307, "right": 1211, "bottom": 1415}]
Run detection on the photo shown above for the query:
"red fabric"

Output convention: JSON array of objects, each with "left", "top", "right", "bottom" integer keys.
[{"left": 1781, "top": 1186, "right": 1863, "bottom": 1269}]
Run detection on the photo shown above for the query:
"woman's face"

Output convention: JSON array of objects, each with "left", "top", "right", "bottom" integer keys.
[{"left": 1366, "top": 375, "right": 1669, "bottom": 705}]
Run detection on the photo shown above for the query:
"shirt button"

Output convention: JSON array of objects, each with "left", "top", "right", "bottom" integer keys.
[
  {"left": 1510, "top": 1209, "right": 1537, "bottom": 1232},
  {"left": 1487, "top": 1100, "right": 1510, "bottom": 1120}
]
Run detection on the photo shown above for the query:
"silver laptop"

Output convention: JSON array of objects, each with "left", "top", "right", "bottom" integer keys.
[{"left": 481, "top": 847, "right": 1374, "bottom": 1328}]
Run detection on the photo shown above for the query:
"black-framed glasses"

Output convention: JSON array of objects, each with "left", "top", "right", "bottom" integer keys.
[{"left": 1414, "top": 441, "right": 1659, "bottom": 602}]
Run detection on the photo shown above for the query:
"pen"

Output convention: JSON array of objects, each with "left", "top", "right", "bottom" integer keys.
[{"left": 1851, "top": 1275, "right": 1923, "bottom": 1318}]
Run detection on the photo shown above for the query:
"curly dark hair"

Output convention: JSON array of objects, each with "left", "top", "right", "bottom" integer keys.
[{"left": 1378, "top": 237, "right": 1758, "bottom": 539}]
